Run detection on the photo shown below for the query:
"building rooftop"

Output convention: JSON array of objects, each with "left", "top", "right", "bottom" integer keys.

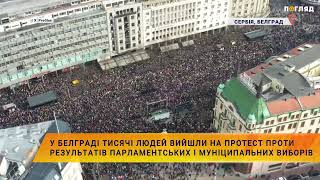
[
  {"left": 0, "top": 9, "right": 105, "bottom": 37},
  {"left": 245, "top": 44, "right": 319, "bottom": 100},
  {"left": 0, "top": 0, "right": 74, "bottom": 16},
  {"left": 0, "top": 120, "right": 70, "bottom": 179},
  {"left": 266, "top": 98, "right": 301, "bottom": 116},
  {"left": 262, "top": 63, "right": 313, "bottom": 97},
  {"left": 288, "top": 45, "right": 320, "bottom": 70},
  {"left": 299, "top": 90, "right": 320, "bottom": 110},
  {"left": 24, "top": 163, "right": 62, "bottom": 180},
  {"left": 222, "top": 79, "right": 270, "bottom": 123},
  {"left": 220, "top": 44, "right": 320, "bottom": 119}
]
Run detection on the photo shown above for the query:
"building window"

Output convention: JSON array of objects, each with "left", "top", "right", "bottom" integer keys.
[
  {"left": 278, "top": 118, "right": 282, "bottom": 122},
  {"left": 293, "top": 123, "right": 297, "bottom": 128},
  {"left": 311, "top": 120, "right": 315, "bottom": 126},
  {"left": 266, "top": 121, "right": 269, "bottom": 125},
  {"left": 264, "top": 129, "right": 268, "bottom": 133},
  {"left": 308, "top": 130, "right": 312, "bottom": 133},
  {"left": 301, "top": 122, "right": 305, "bottom": 127},
  {"left": 303, "top": 113, "right": 308, "bottom": 118},
  {"left": 281, "top": 125, "right": 285, "bottom": 131},
  {"left": 288, "top": 124, "right": 292, "bottom": 129},
  {"left": 314, "top": 111, "right": 318, "bottom": 116},
  {"left": 296, "top": 114, "right": 300, "bottom": 119},
  {"left": 276, "top": 126, "right": 280, "bottom": 132},
  {"left": 283, "top": 117, "right": 287, "bottom": 121},
  {"left": 268, "top": 163, "right": 282, "bottom": 171},
  {"left": 268, "top": 129, "right": 272, "bottom": 133},
  {"left": 271, "top": 120, "right": 274, "bottom": 125},
  {"left": 291, "top": 115, "right": 295, "bottom": 119},
  {"left": 316, "top": 128, "right": 319, "bottom": 133}
]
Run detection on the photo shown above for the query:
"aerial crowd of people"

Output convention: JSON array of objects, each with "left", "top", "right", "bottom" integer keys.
[{"left": 0, "top": 4, "right": 319, "bottom": 180}]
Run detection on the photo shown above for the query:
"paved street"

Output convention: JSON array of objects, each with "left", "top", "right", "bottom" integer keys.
[
  {"left": 267, "top": 163, "right": 320, "bottom": 179},
  {"left": 229, "top": 163, "right": 320, "bottom": 180}
]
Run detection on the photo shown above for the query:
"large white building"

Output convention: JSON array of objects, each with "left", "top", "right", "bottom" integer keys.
[
  {"left": 0, "top": 0, "right": 270, "bottom": 90},
  {"left": 213, "top": 44, "right": 320, "bottom": 175},
  {"left": 0, "top": 120, "right": 83, "bottom": 180},
  {"left": 229, "top": 0, "right": 270, "bottom": 18},
  {"left": 142, "top": 0, "right": 229, "bottom": 47}
]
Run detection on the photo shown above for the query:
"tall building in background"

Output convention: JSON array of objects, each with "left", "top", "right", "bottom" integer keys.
[
  {"left": 213, "top": 44, "right": 320, "bottom": 175},
  {"left": 230, "top": 0, "right": 270, "bottom": 18},
  {"left": 0, "top": 120, "right": 83, "bottom": 180},
  {"left": 0, "top": 0, "right": 270, "bottom": 90},
  {"left": 102, "top": 0, "right": 144, "bottom": 56}
]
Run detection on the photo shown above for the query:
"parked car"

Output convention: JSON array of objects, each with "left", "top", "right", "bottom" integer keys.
[
  {"left": 287, "top": 174, "right": 303, "bottom": 180},
  {"left": 309, "top": 170, "right": 320, "bottom": 177},
  {"left": 286, "top": 163, "right": 299, "bottom": 169},
  {"left": 274, "top": 177, "right": 287, "bottom": 180},
  {"left": 301, "top": 173, "right": 309, "bottom": 179}
]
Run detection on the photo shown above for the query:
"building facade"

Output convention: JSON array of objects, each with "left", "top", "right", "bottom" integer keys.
[
  {"left": 0, "top": 11, "right": 110, "bottom": 89},
  {"left": 103, "top": 0, "right": 144, "bottom": 56},
  {"left": 229, "top": 0, "right": 270, "bottom": 18},
  {"left": 0, "top": 0, "right": 270, "bottom": 90},
  {"left": 213, "top": 44, "right": 320, "bottom": 175},
  {"left": 142, "top": 0, "right": 229, "bottom": 46}
]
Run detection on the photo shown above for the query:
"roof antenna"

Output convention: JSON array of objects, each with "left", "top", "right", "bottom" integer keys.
[
  {"left": 53, "top": 111, "right": 62, "bottom": 171},
  {"left": 54, "top": 111, "right": 60, "bottom": 134}
]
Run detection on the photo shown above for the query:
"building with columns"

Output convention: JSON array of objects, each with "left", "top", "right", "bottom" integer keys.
[{"left": 213, "top": 44, "right": 320, "bottom": 175}]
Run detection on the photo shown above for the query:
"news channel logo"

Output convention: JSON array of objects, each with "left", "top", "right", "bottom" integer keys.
[
  {"left": 284, "top": 0, "right": 315, "bottom": 13},
  {"left": 283, "top": 0, "right": 316, "bottom": 27}
]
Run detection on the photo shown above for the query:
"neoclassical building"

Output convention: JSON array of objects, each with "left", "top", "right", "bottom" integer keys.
[{"left": 213, "top": 44, "right": 320, "bottom": 175}]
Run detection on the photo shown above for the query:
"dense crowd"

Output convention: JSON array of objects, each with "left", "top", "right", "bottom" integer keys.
[{"left": 0, "top": 3, "right": 319, "bottom": 180}]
